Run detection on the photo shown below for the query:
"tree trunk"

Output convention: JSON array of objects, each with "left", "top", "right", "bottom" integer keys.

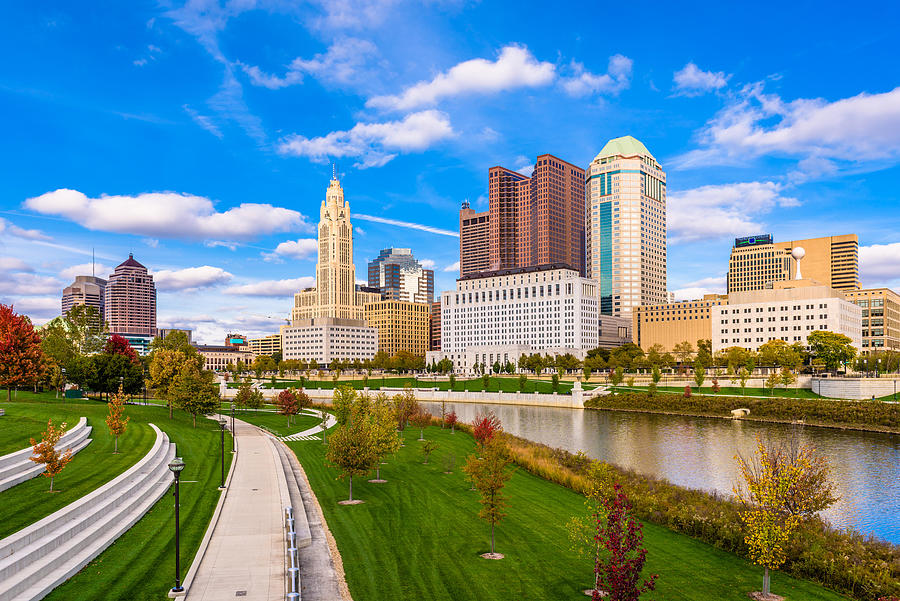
[
  {"left": 376, "top": 466, "right": 381, "bottom": 480},
  {"left": 169, "top": 400, "right": 173, "bottom": 419},
  {"left": 348, "top": 475, "right": 353, "bottom": 502},
  {"left": 50, "top": 476, "right": 54, "bottom": 492},
  {"left": 115, "top": 435, "right": 119, "bottom": 453},
  {"left": 762, "top": 567, "right": 770, "bottom": 596},
  {"left": 490, "top": 522, "right": 495, "bottom": 554},
  {"left": 192, "top": 413, "right": 196, "bottom": 427}
]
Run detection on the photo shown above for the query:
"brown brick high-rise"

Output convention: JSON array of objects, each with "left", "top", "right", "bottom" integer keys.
[{"left": 105, "top": 254, "right": 157, "bottom": 337}]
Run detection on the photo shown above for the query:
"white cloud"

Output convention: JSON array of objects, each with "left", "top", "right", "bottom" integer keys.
[
  {"left": 420, "top": 259, "right": 435, "bottom": 269},
  {"left": 676, "top": 84, "right": 900, "bottom": 170},
  {"left": 672, "top": 62, "right": 730, "bottom": 96},
  {"left": 2, "top": 296, "right": 59, "bottom": 322},
  {"left": 241, "top": 37, "right": 379, "bottom": 90},
  {"left": 0, "top": 271, "right": 61, "bottom": 295},
  {"left": 152, "top": 266, "right": 233, "bottom": 292},
  {"left": 158, "top": 311, "right": 290, "bottom": 344},
  {"left": 308, "top": 0, "right": 399, "bottom": 31},
  {"left": 265, "top": 238, "right": 318, "bottom": 262},
  {"left": 59, "top": 262, "right": 114, "bottom": 281},
  {"left": 671, "top": 276, "right": 727, "bottom": 301},
  {"left": 443, "top": 261, "right": 460, "bottom": 272},
  {"left": 25, "top": 188, "right": 312, "bottom": 241},
  {"left": 668, "top": 181, "right": 799, "bottom": 243},
  {"left": 0, "top": 257, "right": 33, "bottom": 273},
  {"left": 0, "top": 217, "right": 50, "bottom": 240},
  {"left": 352, "top": 213, "right": 459, "bottom": 237},
  {"left": 278, "top": 110, "right": 453, "bottom": 168},
  {"left": 860, "top": 242, "right": 900, "bottom": 285},
  {"left": 367, "top": 45, "right": 555, "bottom": 111},
  {"left": 561, "top": 54, "right": 633, "bottom": 97},
  {"left": 183, "top": 104, "right": 224, "bottom": 139},
  {"left": 225, "top": 277, "right": 316, "bottom": 297}
]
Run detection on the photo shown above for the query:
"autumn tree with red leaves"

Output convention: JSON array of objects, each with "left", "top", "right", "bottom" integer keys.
[
  {"left": 104, "top": 334, "right": 140, "bottom": 364},
  {"left": 277, "top": 389, "right": 300, "bottom": 426},
  {"left": 30, "top": 419, "right": 74, "bottom": 492},
  {"left": 445, "top": 410, "right": 458, "bottom": 433},
  {"left": 106, "top": 385, "right": 130, "bottom": 453},
  {"left": 0, "top": 304, "right": 44, "bottom": 401},
  {"left": 410, "top": 409, "right": 432, "bottom": 440},
  {"left": 472, "top": 411, "right": 502, "bottom": 449},
  {"left": 592, "top": 483, "right": 657, "bottom": 601}
]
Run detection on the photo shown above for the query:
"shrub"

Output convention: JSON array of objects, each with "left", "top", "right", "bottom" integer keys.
[
  {"left": 683, "top": 386, "right": 692, "bottom": 398},
  {"left": 711, "top": 379, "right": 720, "bottom": 394}
]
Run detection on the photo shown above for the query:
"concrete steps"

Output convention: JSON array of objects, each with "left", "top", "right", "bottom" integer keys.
[
  {"left": 0, "top": 424, "right": 175, "bottom": 601},
  {"left": 273, "top": 441, "right": 312, "bottom": 549},
  {"left": 0, "top": 418, "right": 93, "bottom": 493}
]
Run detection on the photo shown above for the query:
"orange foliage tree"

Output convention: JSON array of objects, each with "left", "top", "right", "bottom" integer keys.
[
  {"left": 30, "top": 419, "right": 74, "bottom": 491},
  {"left": 0, "top": 304, "right": 44, "bottom": 401},
  {"left": 106, "top": 385, "right": 131, "bottom": 453}
]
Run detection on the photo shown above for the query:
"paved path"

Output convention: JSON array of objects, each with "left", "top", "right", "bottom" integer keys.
[
  {"left": 279, "top": 409, "right": 336, "bottom": 442},
  {"left": 185, "top": 420, "right": 285, "bottom": 601}
]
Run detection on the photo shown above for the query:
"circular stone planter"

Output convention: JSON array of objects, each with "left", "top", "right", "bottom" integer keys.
[
  {"left": 479, "top": 552, "right": 504, "bottom": 560},
  {"left": 583, "top": 590, "right": 608, "bottom": 597},
  {"left": 368, "top": 479, "right": 387, "bottom": 484},
  {"left": 338, "top": 499, "right": 365, "bottom": 505},
  {"left": 748, "top": 593, "right": 783, "bottom": 601}
]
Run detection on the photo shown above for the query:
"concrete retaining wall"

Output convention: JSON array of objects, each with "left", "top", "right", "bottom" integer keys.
[{"left": 811, "top": 378, "right": 900, "bottom": 400}]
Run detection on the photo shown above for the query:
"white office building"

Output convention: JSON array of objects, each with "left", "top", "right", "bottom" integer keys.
[
  {"left": 711, "top": 282, "right": 862, "bottom": 353},
  {"left": 426, "top": 264, "right": 599, "bottom": 373},
  {"left": 282, "top": 317, "right": 378, "bottom": 363}
]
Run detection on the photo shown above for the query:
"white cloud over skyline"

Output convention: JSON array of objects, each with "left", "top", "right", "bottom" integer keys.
[
  {"left": 561, "top": 54, "right": 633, "bottom": 97},
  {"left": 672, "top": 62, "right": 730, "bottom": 95},
  {"left": 152, "top": 266, "right": 233, "bottom": 291},
  {"left": 225, "top": 277, "right": 316, "bottom": 297}
]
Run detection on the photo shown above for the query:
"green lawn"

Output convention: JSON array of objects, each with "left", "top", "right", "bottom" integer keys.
[
  {"left": 612, "top": 384, "right": 826, "bottom": 399},
  {"left": 1, "top": 393, "right": 232, "bottom": 601},
  {"left": 235, "top": 410, "right": 326, "bottom": 437},
  {"left": 239, "top": 375, "right": 579, "bottom": 394},
  {"left": 288, "top": 426, "right": 848, "bottom": 601}
]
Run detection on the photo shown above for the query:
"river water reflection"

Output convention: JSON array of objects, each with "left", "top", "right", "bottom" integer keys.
[{"left": 421, "top": 401, "right": 900, "bottom": 544}]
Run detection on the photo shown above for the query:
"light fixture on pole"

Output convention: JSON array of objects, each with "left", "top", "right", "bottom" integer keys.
[
  {"left": 230, "top": 403, "right": 236, "bottom": 452},
  {"left": 218, "top": 418, "right": 227, "bottom": 489},
  {"left": 168, "top": 457, "right": 186, "bottom": 594},
  {"left": 61, "top": 367, "right": 67, "bottom": 401}
]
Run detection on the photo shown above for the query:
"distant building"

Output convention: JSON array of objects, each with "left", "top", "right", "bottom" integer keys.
[
  {"left": 367, "top": 248, "right": 434, "bottom": 303},
  {"left": 459, "top": 201, "right": 490, "bottom": 276},
  {"left": 61, "top": 275, "right": 106, "bottom": 322},
  {"left": 281, "top": 318, "right": 378, "bottom": 363},
  {"left": 105, "top": 254, "right": 156, "bottom": 354},
  {"left": 429, "top": 300, "right": 441, "bottom": 351},
  {"left": 586, "top": 136, "right": 667, "bottom": 317},
  {"left": 632, "top": 295, "right": 728, "bottom": 351},
  {"left": 194, "top": 344, "right": 253, "bottom": 372},
  {"left": 363, "top": 299, "right": 430, "bottom": 356},
  {"left": 712, "top": 281, "right": 862, "bottom": 353},
  {"left": 248, "top": 334, "right": 282, "bottom": 357},
  {"left": 843, "top": 288, "right": 900, "bottom": 351},
  {"left": 427, "top": 264, "right": 598, "bottom": 372},
  {"left": 157, "top": 328, "right": 192, "bottom": 344},
  {"left": 224, "top": 334, "right": 248, "bottom": 348},
  {"left": 727, "top": 234, "right": 859, "bottom": 293},
  {"left": 598, "top": 315, "right": 633, "bottom": 349}
]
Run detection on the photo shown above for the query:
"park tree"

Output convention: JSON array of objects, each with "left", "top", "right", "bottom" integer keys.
[
  {"left": 29, "top": 419, "right": 74, "bottom": 492},
  {"left": 737, "top": 367, "right": 750, "bottom": 395},
  {"left": 369, "top": 398, "right": 401, "bottom": 482},
  {"left": 106, "top": 385, "right": 130, "bottom": 453},
  {"left": 472, "top": 411, "right": 502, "bottom": 450},
  {"left": 0, "top": 304, "right": 44, "bottom": 401},
  {"left": 734, "top": 436, "right": 837, "bottom": 598},
  {"left": 780, "top": 367, "right": 796, "bottom": 392},
  {"left": 391, "top": 388, "right": 418, "bottom": 432},
  {"left": 482, "top": 373, "right": 490, "bottom": 391},
  {"left": 673, "top": 341, "right": 695, "bottom": 367},
  {"left": 448, "top": 372, "right": 457, "bottom": 391},
  {"left": 693, "top": 361, "right": 706, "bottom": 389},
  {"left": 518, "top": 373, "right": 527, "bottom": 392},
  {"left": 171, "top": 363, "right": 221, "bottom": 426},
  {"left": 566, "top": 461, "right": 617, "bottom": 595},
  {"left": 650, "top": 365, "right": 661, "bottom": 395},
  {"left": 410, "top": 409, "right": 433, "bottom": 440},
  {"left": 552, "top": 372, "right": 560, "bottom": 391},
  {"left": 609, "top": 366, "right": 624, "bottom": 388},
  {"left": 421, "top": 440, "right": 438, "bottom": 464},
  {"left": 296, "top": 389, "right": 311, "bottom": 415},
  {"left": 246, "top": 388, "right": 265, "bottom": 413},
  {"left": 326, "top": 416, "right": 379, "bottom": 503},
  {"left": 149, "top": 348, "right": 203, "bottom": 418},
  {"left": 609, "top": 344, "right": 644, "bottom": 372},
  {"left": 463, "top": 438, "right": 512, "bottom": 558},
  {"left": 765, "top": 371, "right": 780, "bottom": 396},
  {"left": 807, "top": 330, "right": 856, "bottom": 371},
  {"left": 758, "top": 339, "right": 802, "bottom": 370},
  {"left": 45, "top": 304, "right": 107, "bottom": 360},
  {"left": 277, "top": 389, "right": 299, "bottom": 426},
  {"left": 592, "top": 484, "right": 658, "bottom": 600},
  {"left": 105, "top": 334, "right": 139, "bottom": 364},
  {"left": 645, "top": 344, "right": 665, "bottom": 368},
  {"left": 233, "top": 378, "right": 253, "bottom": 412},
  {"left": 445, "top": 409, "right": 458, "bottom": 433},
  {"left": 333, "top": 384, "right": 357, "bottom": 426},
  {"left": 583, "top": 365, "right": 592, "bottom": 382},
  {"left": 696, "top": 339, "right": 713, "bottom": 369}
]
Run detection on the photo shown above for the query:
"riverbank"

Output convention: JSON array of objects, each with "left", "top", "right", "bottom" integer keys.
[
  {"left": 288, "top": 424, "right": 851, "bottom": 601},
  {"left": 585, "top": 392, "right": 900, "bottom": 434}
]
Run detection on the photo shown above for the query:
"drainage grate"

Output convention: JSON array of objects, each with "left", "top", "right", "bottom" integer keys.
[{"left": 235, "top": 592, "right": 247, "bottom": 597}]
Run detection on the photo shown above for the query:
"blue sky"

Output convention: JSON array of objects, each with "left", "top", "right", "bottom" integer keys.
[{"left": 2, "top": 1, "right": 899, "bottom": 343}]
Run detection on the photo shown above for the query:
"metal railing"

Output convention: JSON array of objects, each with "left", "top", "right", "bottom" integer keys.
[{"left": 285, "top": 506, "right": 300, "bottom": 600}]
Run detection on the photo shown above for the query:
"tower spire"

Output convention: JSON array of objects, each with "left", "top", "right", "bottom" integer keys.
[{"left": 332, "top": 162, "right": 337, "bottom": 181}]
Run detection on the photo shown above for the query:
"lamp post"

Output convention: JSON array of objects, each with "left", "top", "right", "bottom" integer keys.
[
  {"left": 230, "top": 403, "right": 236, "bottom": 452},
  {"left": 61, "top": 367, "right": 66, "bottom": 401},
  {"left": 143, "top": 367, "right": 147, "bottom": 405},
  {"left": 119, "top": 375, "right": 124, "bottom": 395},
  {"left": 168, "top": 457, "right": 185, "bottom": 594},
  {"left": 218, "top": 418, "right": 227, "bottom": 489}
]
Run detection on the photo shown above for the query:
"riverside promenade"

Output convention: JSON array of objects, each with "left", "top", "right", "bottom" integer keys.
[{"left": 183, "top": 420, "right": 285, "bottom": 601}]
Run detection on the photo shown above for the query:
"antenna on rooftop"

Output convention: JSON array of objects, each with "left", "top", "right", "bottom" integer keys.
[{"left": 92, "top": 248, "right": 95, "bottom": 277}]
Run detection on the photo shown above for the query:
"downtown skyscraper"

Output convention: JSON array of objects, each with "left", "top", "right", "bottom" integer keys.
[{"left": 586, "top": 136, "right": 667, "bottom": 317}]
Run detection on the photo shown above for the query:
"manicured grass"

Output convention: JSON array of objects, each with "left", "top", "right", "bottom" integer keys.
[
  {"left": 0, "top": 396, "right": 157, "bottom": 539},
  {"left": 2, "top": 393, "right": 232, "bottom": 601},
  {"left": 612, "top": 384, "right": 824, "bottom": 399},
  {"left": 288, "top": 426, "right": 848, "bottom": 601},
  {"left": 248, "top": 375, "right": 578, "bottom": 394},
  {"left": 235, "top": 409, "right": 325, "bottom": 437}
]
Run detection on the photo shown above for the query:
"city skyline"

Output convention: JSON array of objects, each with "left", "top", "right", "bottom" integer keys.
[{"left": 2, "top": 2, "right": 900, "bottom": 343}]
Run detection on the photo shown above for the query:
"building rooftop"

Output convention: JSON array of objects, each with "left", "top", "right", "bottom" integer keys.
[
  {"left": 458, "top": 262, "right": 578, "bottom": 281},
  {"left": 116, "top": 253, "right": 146, "bottom": 270},
  {"left": 594, "top": 135, "right": 655, "bottom": 163}
]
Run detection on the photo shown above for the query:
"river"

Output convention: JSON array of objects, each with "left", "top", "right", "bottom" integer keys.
[{"left": 421, "top": 401, "right": 900, "bottom": 544}]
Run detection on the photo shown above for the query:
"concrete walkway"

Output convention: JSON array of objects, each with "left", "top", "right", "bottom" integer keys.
[
  {"left": 184, "top": 421, "right": 285, "bottom": 601},
  {"left": 279, "top": 409, "right": 336, "bottom": 442}
]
